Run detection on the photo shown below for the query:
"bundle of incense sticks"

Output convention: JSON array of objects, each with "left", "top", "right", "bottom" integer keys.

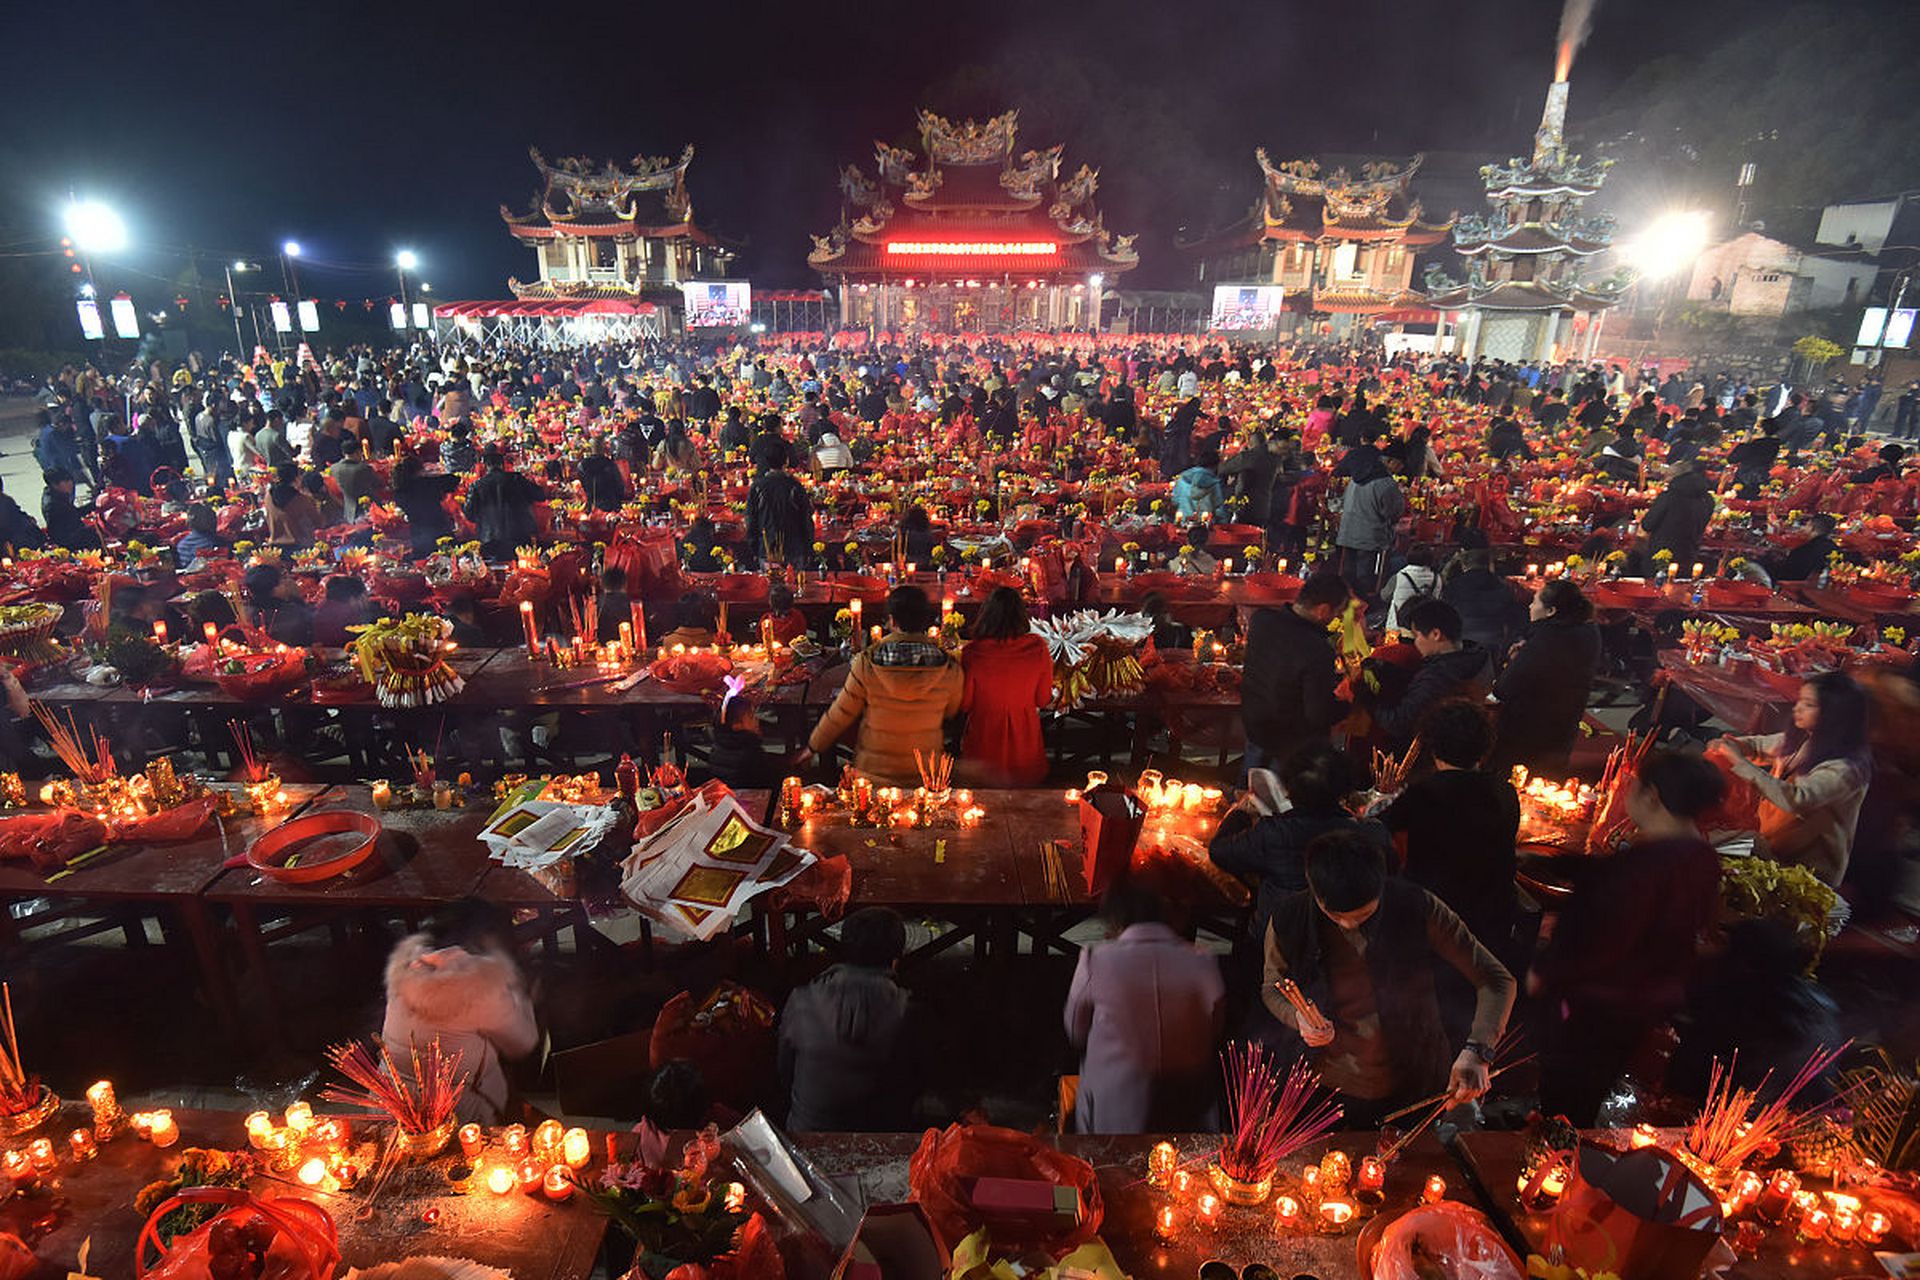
[
  {"left": 914, "top": 749, "right": 953, "bottom": 793},
  {"left": 1274, "top": 977, "right": 1333, "bottom": 1040},
  {"left": 33, "top": 703, "right": 115, "bottom": 784},
  {"left": 323, "top": 1038, "right": 465, "bottom": 1135},
  {"left": 229, "top": 719, "right": 268, "bottom": 783},
  {"left": 1587, "top": 730, "right": 1653, "bottom": 852},
  {"left": 1685, "top": 1042, "right": 1852, "bottom": 1170},
  {"left": 1216, "top": 1042, "right": 1344, "bottom": 1182},
  {"left": 567, "top": 592, "right": 600, "bottom": 649},
  {"left": 1371, "top": 736, "right": 1422, "bottom": 796},
  {"left": 0, "top": 983, "right": 36, "bottom": 1112},
  {"left": 1039, "top": 840, "right": 1071, "bottom": 902}
]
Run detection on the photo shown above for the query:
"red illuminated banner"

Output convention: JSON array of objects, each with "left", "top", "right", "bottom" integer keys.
[{"left": 884, "top": 241, "right": 1058, "bottom": 257}]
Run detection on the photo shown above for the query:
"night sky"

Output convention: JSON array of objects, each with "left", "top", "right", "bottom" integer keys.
[{"left": 0, "top": 0, "right": 1888, "bottom": 308}]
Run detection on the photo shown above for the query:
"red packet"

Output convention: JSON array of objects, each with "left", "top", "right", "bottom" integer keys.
[{"left": 1076, "top": 784, "right": 1143, "bottom": 896}]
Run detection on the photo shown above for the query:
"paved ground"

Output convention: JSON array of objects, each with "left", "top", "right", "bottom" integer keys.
[{"left": 0, "top": 396, "right": 49, "bottom": 508}]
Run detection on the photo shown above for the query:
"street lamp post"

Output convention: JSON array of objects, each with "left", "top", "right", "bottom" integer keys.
[
  {"left": 1088, "top": 273, "right": 1105, "bottom": 336},
  {"left": 281, "top": 240, "right": 305, "bottom": 346},
  {"left": 223, "top": 260, "right": 254, "bottom": 356},
  {"left": 395, "top": 250, "right": 418, "bottom": 340}
]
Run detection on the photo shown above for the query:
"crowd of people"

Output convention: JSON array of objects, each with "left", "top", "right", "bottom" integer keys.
[{"left": 14, "top": 328, "right": 1909, "bottom": 1136}]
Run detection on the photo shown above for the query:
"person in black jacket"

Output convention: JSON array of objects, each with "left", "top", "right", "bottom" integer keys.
[
  {"left": 1363, "top": 599, "right": 1492, "bottom": 750},
  {"left": 1484, "top": 416, "right": 1534, "bottom": 461},
  {"left": 578, "top": 440, "right": 627, "bottom": 512},
  {"left": 40, "top": 468, "right": 100, "bottom": 551},
  {"left": 1383, "top": 699, "right": 1522, "bottom": 1041},
  {"left": 463, "top": 448, "right": 542, "bottom": 561},
  {"left": 1773, "top": 513, "right": 1838, "bottom": 584},
  {"left": 1441, "top": 551, "right": 1525, "bottom": 659},
  {"left": 744, "top": 440, "right": 814, "bottom": 567},
  {"left": 1640, "top": 464, "right": 1714, "bottom": 572},
  {"left": 1489, "top": 579, "right": 1601, "bottom": 777},
  {"left": 1239, "top": 571, "right": 1351, "bottom": 776},
  {"left": 393, "top": 456, "right": 461, "bottom": 558},
  {"left": 1211, "top": 741, "right": 1391, "bottom": 942}
]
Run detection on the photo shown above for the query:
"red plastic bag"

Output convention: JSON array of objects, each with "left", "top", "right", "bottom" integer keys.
[
  {"left": 136, "top": 1187, "right": 339, "bottom": 1280},
  {"left": 0, "top": 809, "right": 107, "bottom": 871},
  {"left": 110, "top": 794, "right": 217, "bottom": 844},
  {"left": 907, "top": 1123, "right": 1103, "bottom": 1258},
  {"left": 774, "top": 854, "right": 851, "bottom": 919},
  {"left": 648, "top": 983, "right": 777, "bottom": 1111}
]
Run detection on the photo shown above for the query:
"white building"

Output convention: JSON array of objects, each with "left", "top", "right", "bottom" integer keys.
[{"left": 1684, "top": 231, "right": 1874, "bottom": 317}]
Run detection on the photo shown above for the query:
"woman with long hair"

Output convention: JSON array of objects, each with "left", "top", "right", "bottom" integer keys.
[
  {"left": 264, "top": 461, "right": 323, "bottom": 548},
  {"left": 1489, "top": 578, "right": 1602, "bottom": 776},
  {"left": 959, "top": 587, "right": 1053, "bottom": 785},
  {"left": 1709, "top": 670, "right": 1871, "bottom": 885}
]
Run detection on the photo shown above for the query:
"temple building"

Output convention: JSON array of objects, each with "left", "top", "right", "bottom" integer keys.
[
  {"left": 437, "top": 147, "right": 732, "bottom": 344},
  {"left": 1425, "top": 80, "right": 1628, "bottom": 362},
  {"left": 808, "top": 110, "right": 1139, "bottom": 333},
  {"left": 1182, "top": 153, "right": 1454, "bottom": 336}
]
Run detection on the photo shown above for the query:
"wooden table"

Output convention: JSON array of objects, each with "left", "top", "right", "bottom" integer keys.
[
  {"left": 0, "top": 1105, "right": 610, "bottom": 1280},
  {"left": 0, "top": 784, "right": 328, "bottom": 1038},
  {"left": 1655, "top": 650, "right": 1791, "bottom": 736},
  {"left": 793, "top": 1130, "right": 1461, "bottom": 1278},
  {"left": 767, "top": 788, "right": 1045, "bottom": 966}
]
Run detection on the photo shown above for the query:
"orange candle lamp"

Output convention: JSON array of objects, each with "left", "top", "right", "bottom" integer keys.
[
  {"left": 1274, "top": 1194, "right": 1303, "bottom": 1230},
  {"left": 1422, "top": 1175, "right": 1447, "bottom": 1205},
  {"left": 542, "top": 1165, "right": 574, "bottom": 1202},
  {"left": 1318, "top": 1199, "right": 1355, "bottom": 1232},
  {"left": 1147, "top": 1141, "right": 1177, "bottom": 1189},
  {"left": 486, "top": 1164, "right": 517, "bottom": 1195},
  {"left": 1357, "top": 1156, "right": 1385, "bottom": 1192},
  {"left": 459, "top": 1123, "right": 485, "bottom": 1159},
  {"left": 1195, "top": 1192, "right": 1223, "bottom": 1228}
]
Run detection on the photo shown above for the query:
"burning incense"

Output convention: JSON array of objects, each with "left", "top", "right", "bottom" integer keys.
[
  {"left": 1217, "top": 1043, "right": 1343, "bottom": 1183},
  {"left": 32, "top": 703, "right": 115, "bottom": 784},
  {"left": 323, "top": 1038, "right": 465, "bottom": 1136},
  {"left": 1684, "top": 1043, "right": 1851, "bottom": 1171},
  {"left": 228, "top": 720, "right": 268, "bottom": 784}
]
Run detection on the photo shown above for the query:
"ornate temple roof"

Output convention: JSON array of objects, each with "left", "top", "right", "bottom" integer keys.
[
  {"left": 1256, "top": 152, "right": 1454, "bottom": 247},
  {"left": 500, "top": 146, "right": 715, "bottom": 241},
  {"left": 1176, "top": 152, "right": 1454, "bottom": 256},
  {"left": 808, "top": 109, "right": 1138, "bottom": 278},
  {"left": 1453, "top": 214, "right": 1613, "bottom": 257},
  {"left": 1424, "top": 274, "right": 1627, "bottom": 313}
]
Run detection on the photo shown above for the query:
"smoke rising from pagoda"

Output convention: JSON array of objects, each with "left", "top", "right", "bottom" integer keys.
[{"left": 1555, "top": 0, "right": 1599, "bottom": 82}]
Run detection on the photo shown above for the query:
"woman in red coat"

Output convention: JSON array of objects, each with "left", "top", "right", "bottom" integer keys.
[{"left": 960, "top": 588, "right": 1054, "bottom": 785}]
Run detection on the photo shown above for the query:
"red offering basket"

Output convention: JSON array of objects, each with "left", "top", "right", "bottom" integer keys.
[
  {"left": 211, "top": 651, "right": 308, "bottom": 701},
  {"left": 1704, "top": 580, "right": 1773, "bottom": 609}
]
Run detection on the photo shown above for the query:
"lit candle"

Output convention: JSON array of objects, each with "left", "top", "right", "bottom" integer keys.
[
  {"left": 1154, "top": 1204, "right": 1180, "bottom": 1243},
  {"left": 724, "top": 1182, "right": 747, "bottom": 1213},
  {"left": 152, "top": 619, "right": 168, "bottom": 645},
  {"left": 459, "top": 1123, "right": 485, "bottom": 1159},
  {"left": 1063, "top": 788, "right": 1080, "bottom": 804},
  {"left": 69, "top": 1127, "right": 98, "bottom": 1159},
  {"left": 1085, "top": 770, "right": 1108, "bottom": 790},
  {"left": 27, "top": 1138, "right": 56, "bottom": 1174},
  {"left": 148, "top": 1110, "right": 179, "bottom": 1148},
  {"left": 297, "top": 1157, "right": 328, "bottom": 1187},
  {"left": 849, "top": 597, "right": 863, "bottom": 651},
  {"left": 543, "top": 1166, "right": 574, "bottom": 1202},
  {"left": 1630, "top": 1123, "right": 1658, "bottom": 1149},
  {"left": 1147, "top": 1141, "right": 1177, "bottom": 1188},
  {"left": 285, "top": 1101, "right": 313, "bottom": 1136},
  {"left": 1729, "top": 1170, "right": 1763, "bottom": 1213},
  {"left": 521, "top": 600, "right": 539, "bottom": 657},
  {"left": 1300, "top": 1165, "right": 1320, "bottom": 1193},
  {"left": 87, "top": 1080, "right": 119, "bottom": 1121},
  {"left": 1319, "top": 1150, "right": 1352, "bottom": 1189},
  {"left": 1115, "top": 556, "right": 1127, "bottom": 576},
  {"left": 502, "top": 1124, "right": 529, "bottom": 1156},
  {"left": 1829, "top": 1207, "right": 1860, "bottom": 1244},
  {"left": 1422, "top": 1175, "right": 1447, "bottom": 1205},
  {"left": 1358, "top": 1156, "right": 1385, "bottom": 1192},
  {"left": 1692, "top": 562, "right": 1705, "bottom": 579},
  {"left": 1319, "top": 1199, "right": 1355, "bottom": 1231},
  {"left": 1172, "top": 1170, "right": 1195, "bottom": 1197},
  {"left": 204, "top": 621, "right": 220, "bottom": 647},
  {"left": 1275, "top": 1194, "right": 1303, "bottom": 1229},
  {"left": 562, "top": 1127, "right": 591, "bottom": 1170},
  {"left": 371, "top": 780, "right": 393, "bottom": 809},
  {"left": 533, "top": 1119, "right": 564, "bottom": 1160},
  {"left": 516, "top": 1157, "right": 542, "bottom": 1192},
  {"left": 1196, "top": 1193, "right": 1222, "bottom": 1228},
  {"left": 941, "top": 595, "right": 955, "bottom": 618},
  {"left": 487, "top": 1164, "right": 517, "bottom": 1195},
  {"left": 1797, "top": 1208, "right": 1830, "bottom": 1244},
  {"left": 246, "top": 1111, "right": 274, "bottom": 1148},
  {"left": 0, "top": 1150, "right": 29, "bottom": 1183},
  {"left": 1525, "top": 563, "right": 1539, "bottom": 580},
  {"left": 1758, "top": 1170, "right": 1798, "bottom": 1221},
  {"left": 1862, "top": 1211, "right": 1891, "bottom": 1245}
]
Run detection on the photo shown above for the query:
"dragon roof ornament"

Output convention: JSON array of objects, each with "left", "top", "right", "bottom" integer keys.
[{"left": 917, "top": 109, "right": 1020, "bottom": 165}]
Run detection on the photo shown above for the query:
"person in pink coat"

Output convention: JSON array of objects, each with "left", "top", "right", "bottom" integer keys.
[
  {"left": 1064, "top": 881, "right": 1226, "bottom": 1133},
  {"left": 383, "top": 899, "right": 539, "bottom": 1123},
  {"left": 959, "top": 588, "right": 1054, "bottom": 785}
]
